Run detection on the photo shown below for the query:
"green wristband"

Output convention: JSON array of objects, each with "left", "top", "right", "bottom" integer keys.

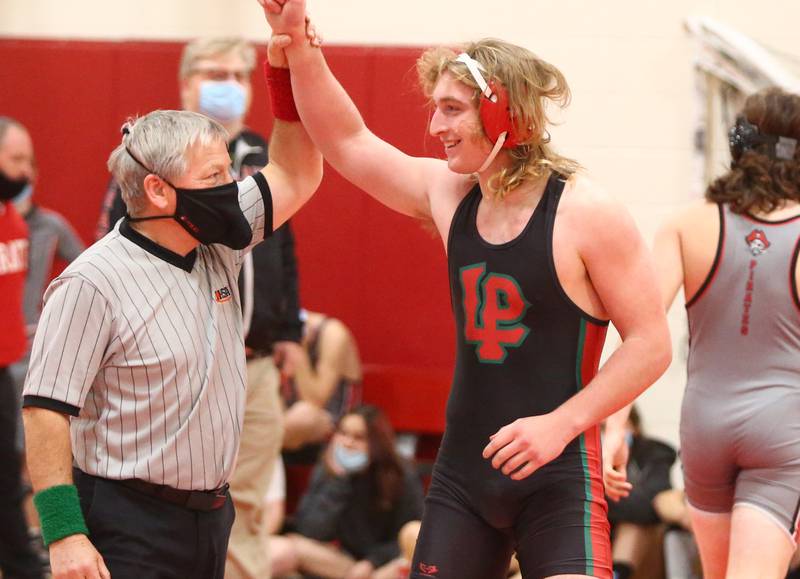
[{"left": 33, "top": 484, "right": 89, "bottom": 547}]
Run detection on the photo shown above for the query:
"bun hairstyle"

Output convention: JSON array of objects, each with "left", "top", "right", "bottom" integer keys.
[{"left": 708, "top": 88, "right": 800, "bottom": 214}]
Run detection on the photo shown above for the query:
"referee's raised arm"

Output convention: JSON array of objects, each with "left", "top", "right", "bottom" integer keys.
[{"left": 258, "top": 30, "right": 323, "bottom": 232}]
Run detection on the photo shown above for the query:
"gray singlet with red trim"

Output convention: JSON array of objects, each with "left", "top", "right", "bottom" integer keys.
[{"left": 681, "top": 203, "right": 800, "bottom": 541}]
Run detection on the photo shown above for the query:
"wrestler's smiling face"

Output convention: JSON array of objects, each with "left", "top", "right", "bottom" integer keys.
[{"left": 430, "top": 72, "right": 492, "bottom": 174}]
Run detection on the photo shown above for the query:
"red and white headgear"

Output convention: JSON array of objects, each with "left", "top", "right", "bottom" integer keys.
[{"left": 455, "top": 52, "right": 527, "bottom": 172}]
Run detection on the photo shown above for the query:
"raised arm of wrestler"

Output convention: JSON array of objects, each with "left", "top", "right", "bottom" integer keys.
[
  {"left": 261, "top": 0, "right": 671, "bottom": 484},
  {"left": 258, "top": 0, "right": 467, "bottom": 242},
  {"left": 258, "top": 32, "right": 323, "bottom": 231}
]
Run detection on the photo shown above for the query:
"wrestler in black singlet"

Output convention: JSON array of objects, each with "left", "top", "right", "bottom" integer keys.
[{"left": 410, "top": 174, "right": 612, "bottom": 579}]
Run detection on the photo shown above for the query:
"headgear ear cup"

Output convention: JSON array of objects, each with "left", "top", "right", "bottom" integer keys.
[
  {"left": 480, "top": 81, "right": 520, "bottom": 147},
  {"left": 455, "top": 53, "right": 521, "bottom": 149}
]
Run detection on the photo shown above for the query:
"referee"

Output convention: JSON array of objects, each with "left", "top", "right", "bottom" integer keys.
[{"left": 21, "top": 39, "right": 321, "bottom": 579}]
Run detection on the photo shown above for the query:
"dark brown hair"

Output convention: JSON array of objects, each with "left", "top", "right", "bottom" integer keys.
[
  {"left": 707, "top": 88, "right": 800, "bottom": 214},
  {"left": 348, "top": 405, "right": 405, "bottom": 511}
]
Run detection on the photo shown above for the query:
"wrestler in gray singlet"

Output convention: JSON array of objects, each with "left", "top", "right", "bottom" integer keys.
[{"left": 681, "top": 203, "right": 800, "bottom": 541}]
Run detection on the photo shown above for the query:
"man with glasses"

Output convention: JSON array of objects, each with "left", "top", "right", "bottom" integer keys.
[{"left": 97, "top": 37, "right": 270, "bottom": 233}]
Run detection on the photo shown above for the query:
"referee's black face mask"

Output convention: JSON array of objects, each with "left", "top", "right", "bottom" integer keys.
[{"left": 124, "top": 148, "right": 253, "bottom": 250}]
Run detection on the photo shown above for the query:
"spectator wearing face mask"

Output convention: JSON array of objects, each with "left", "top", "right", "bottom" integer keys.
[
  {"left": 96, "top": 37, "right": 272, "bottom": 236},
  {"left": 270, "top": 405, "right": 423, "bottom": 579}
]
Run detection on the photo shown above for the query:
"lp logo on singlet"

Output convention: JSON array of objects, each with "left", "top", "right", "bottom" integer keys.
[{"left": 460, "top": 262, "right": 530, "bottom": 363}]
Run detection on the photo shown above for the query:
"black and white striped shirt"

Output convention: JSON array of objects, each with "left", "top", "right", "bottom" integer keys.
[{"left": 23, "top": 174, "right": 271, "bottom": 491}]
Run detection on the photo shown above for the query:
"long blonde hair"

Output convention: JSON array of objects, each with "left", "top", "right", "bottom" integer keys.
[{"left": 417, "top": 39, "right": 579, "bottom": 197}]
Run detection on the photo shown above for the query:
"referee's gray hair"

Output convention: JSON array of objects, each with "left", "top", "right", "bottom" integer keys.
[{"left": 107, "top": 110, "right": 228, "bottom": 216}]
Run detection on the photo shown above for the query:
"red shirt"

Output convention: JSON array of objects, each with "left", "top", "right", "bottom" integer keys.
[{"left": 0, "top": 201, "right": 28, "bottom": 366}]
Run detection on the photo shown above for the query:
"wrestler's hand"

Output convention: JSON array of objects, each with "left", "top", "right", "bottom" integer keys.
[
  {"left": 267, "top": 17, "right": 323, "bottom": 69},
  {"left": 268, "top": 34, "right": 293, "bottom": 69},
  {"left": 258, "top": 0, "right": 307, "bottom": 38},
  {"left": 602, "top": 428, "right": 632, "bottom": 502},
  {"left": 49, "top": 534, "right": 111, "bottom": 579},
  {"left": 482, "top": 413, "right": 571, "bottom": 480}
]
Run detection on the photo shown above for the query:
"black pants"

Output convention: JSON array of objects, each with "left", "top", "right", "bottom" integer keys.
[
  {"left": 0, "top": 366, "right": 43, "bottom": 579},
  {"left": 74, "top": 470, "right": 235, "bottom": 579}
]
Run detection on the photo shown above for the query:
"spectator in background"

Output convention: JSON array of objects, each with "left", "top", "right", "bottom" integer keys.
[
  {"left": 606, "top": 406, "right": 676, "bottom": 579},
  {"left": 0, "top": 116, "right": 44, "bottom": 579},
  {"left": 281, "top": 309, "right": 363, "bottom": 461},
  {"left": 94, "top": 35, "right": 310, "bottom": 579},
  {"left": 271, "top": 405, "right": 423, "bottom": 579}
]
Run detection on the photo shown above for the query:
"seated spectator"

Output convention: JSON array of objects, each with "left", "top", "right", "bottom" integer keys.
[
  {"left": 281, "top": 310, "right": 363, "bottom": 461},
  {"left": 271, "top": 405, "right": 423, "bottom": 579},
  {"left": 607, "top": 406, "right": 677, "bottom": 579}
]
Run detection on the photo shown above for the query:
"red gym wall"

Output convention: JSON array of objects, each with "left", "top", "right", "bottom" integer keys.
[{"left": 0, "top": 38, "right": 453, "bottom": 432}]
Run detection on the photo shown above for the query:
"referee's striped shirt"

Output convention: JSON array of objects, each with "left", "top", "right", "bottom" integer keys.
[{"left": 23, "top": 173, "right": 271, "bottom": 491}]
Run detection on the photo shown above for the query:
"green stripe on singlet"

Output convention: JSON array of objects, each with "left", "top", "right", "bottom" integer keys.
[{"left": 575, "top": 318, "right": 594, "bottom": 575}]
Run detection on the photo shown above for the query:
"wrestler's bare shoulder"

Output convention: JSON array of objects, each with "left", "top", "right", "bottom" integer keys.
[
  {"left": 666, "top": 200, "right": 718, "bottom": 236},
  {"left": 558, "top": 173, "right": 622, "bottom": 223}
]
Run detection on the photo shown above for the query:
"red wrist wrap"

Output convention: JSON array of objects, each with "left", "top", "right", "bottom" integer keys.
[{"left": 264, "top": 61, "right": 300, "bottom": 122}]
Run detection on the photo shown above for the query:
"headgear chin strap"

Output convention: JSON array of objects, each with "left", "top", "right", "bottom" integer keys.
[
  {"left": 455, "top": 52, "right": 520, "bottom": 173},
  {"left": 729, "top": 117, "right": 798, "bottom": 162}
]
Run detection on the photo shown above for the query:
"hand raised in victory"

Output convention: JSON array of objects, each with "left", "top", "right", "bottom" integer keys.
[{"left": 257, "top": 0, "right": 307, "bottom": 38}]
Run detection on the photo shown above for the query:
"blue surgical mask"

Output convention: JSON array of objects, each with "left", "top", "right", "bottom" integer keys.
[
  {"left": 198, "top": 80, "right": 246, "bottom": 122},
  {"left": 333, "top": 443, "right": 369, "bottom": 474}
]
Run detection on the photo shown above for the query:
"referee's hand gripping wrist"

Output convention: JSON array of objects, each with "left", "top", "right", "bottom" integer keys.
[{"left": 49, "top": 534, "right": 111, "bottom": 579}]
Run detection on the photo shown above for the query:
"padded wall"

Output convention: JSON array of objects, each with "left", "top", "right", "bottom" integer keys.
[{"left": 0, "top": 38, "right": 452, "bottom": 432}]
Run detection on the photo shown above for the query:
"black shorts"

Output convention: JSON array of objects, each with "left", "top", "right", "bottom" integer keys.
[{"left": 410, "top": 448, "right": 612, "bottom": 579}]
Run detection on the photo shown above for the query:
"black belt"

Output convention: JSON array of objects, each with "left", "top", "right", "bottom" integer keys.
[{"left": 118, "top": 478, "right": 229, "bottom": 512}]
